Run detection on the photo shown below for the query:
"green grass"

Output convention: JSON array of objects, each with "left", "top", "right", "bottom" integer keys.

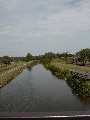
[
  {"left": 48, "top": 59, "right": 90, "bottom": 98},
  {"left": 50, "top": 59, "right": 90, "bottom": 73},
  {"left": 0, "top": 61, "right": 31, "bottom": 88},
  {"left": 0, "top": 67, "right": 23, "bottom": 88},
  {"left": 0, "top": 61, "right": 28, "bottom": 74}
]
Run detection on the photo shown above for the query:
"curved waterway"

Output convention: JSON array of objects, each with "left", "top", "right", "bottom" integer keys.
[{"left": 0, "top": 64, "right": 90, "bottom": 112}]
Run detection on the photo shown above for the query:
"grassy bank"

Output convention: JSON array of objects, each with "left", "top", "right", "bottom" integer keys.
[
  {"left": 0, "top": 61, "right": 33, "bottom": 88},
  {"left": 44, "top": 59, "right": 90, "bottom": 98},
  {"left": 45, "top": 63, "right": 72, "bottom": 80},
  {"left": 0, "top": 61, "right": 28, "bottom": 74},
  {"left": 67, "top": 78, "right": 90, "bottom": 98},
  {"left": 50, "top": 59, "right": 90, "bottom": 74}
]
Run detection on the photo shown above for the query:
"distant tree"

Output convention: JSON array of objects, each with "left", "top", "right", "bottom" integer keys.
[
  {"left": 63, "top": 52, "right": 68, "bottom": 63},
  {"left": 55, "top": 53, "right": 64, "bottom": 58},
  {"left": 40, "top": 52, "right": 56, "bottom": 64},
  {"left": 25, "top": 53, "right": 33, "bottom": 62},
  {"left": 76, "top": 48, "right": 90, "bottom": 65},
  {"left": 56, "top": 53, "right": 60, "bottom": 58},
  {"left": 41, "top": 57, "right": 51, "bottom": 64},
  {"left": 44, "top": 52, "right": 56, "bottom": 60},
  {"left": 1, "top": 56, "right": 12, "bottom": 66},
  {"left": 33, "top": 55, "right": 43, "bottom": 61}
]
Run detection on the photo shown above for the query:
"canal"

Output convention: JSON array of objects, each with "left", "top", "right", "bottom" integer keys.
[{"left": 0, "top": 64, "right": 90, "bottom": 112}]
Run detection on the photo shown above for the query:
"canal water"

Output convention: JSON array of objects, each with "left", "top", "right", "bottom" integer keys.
[{"left": 0, "top": 64, "right": 90, "bottom": 112}]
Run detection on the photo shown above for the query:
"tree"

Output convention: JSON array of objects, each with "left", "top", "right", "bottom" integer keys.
[
  {"left": 76, "top": 48, "right": 90, "bottom": 65},
  {"left": 25, "top": 53, "right": 33, "bottom": 62},
  {"left": 1, "top": 56, "right": 12, "bottom": 66},
  {"left": 41, "top": 57, "right": 51, "bottom": 64},
  {"left": 44, "top": 52, "right": 55, "bottom": 60},
  {"left": 63, "top": 52, "right": 68, "bottom": 63},
  {"left": 40, "top": 52, "right": 56, "bottom": 64}
]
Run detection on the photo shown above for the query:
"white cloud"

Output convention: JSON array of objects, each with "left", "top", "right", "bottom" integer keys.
[
  {"left": 0, "top": 0, "right": 20, "bottom": 10},
  {"left": 0, "top": 0, "right": 90, "bottom": 55}
]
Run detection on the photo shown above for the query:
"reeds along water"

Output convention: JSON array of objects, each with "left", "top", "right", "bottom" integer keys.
[
  {"left": 44, "top": 64, "right": 90, "bottom": 98},
  {"left": 67, "top": 77, "right": 90, "bottom": 97},
  {"left": 44, "top": 64, "right": 72, "bottom": 80}
]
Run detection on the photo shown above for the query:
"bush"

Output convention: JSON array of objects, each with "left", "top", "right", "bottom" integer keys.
[{"left": 1, "top": 56, "right": 12, "bottom": 66}]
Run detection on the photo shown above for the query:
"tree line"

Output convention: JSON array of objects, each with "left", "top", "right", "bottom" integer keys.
[{"left": 0, "top": 48, "right": 90, "bottom": 66}]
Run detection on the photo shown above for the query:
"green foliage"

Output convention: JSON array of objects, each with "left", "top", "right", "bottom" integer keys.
[
  {"left": 25, "top": 53, "right": 33, "bottom": 62},
  {"left": 25, "top": 52, "right": 74, "bottom": 62},
  {"left": 1, "top": 56, "right": 12, "bottom": 66},
  {"left": 68, "top": 78, "right": 90, "bottom": 96},
  {"left": 42, "top": 52, "right": 56, "bottom": 61},
  {"left": 40, "top": 52, "right": 56, "bottom": 64},
  {"left": 41, "top": 57, "right": 51, "bottom": 64},
  {"left": 76, "top": 48, "right": 90, "bottom": 63},
  {"left": 33, "top": 55, "right": 43, "bottom": 61},
  {"left": 55, "top": 52, "right": 73, "bottom": 59},
  {"left": 45, "top": 64, "right": 72, "bottom": 80},
  {"left": 11, "top": 57, "right": 26, "bottom": 62}
]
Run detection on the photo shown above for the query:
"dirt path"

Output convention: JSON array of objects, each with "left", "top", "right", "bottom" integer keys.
[{"left": 0, "top": 64, "right": 27, "bottom": 77}]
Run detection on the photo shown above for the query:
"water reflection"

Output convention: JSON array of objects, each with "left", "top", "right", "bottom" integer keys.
[
  {"left": 27, "top": 62, "right": 38, "bottom": 71},
  {"left": 0, "top": 64, "right": 90, "bottom": 112}
]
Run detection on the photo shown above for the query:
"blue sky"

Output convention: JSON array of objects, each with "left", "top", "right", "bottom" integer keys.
[{"left": 0, "top": 0, "right": 90, "bottom": 56}]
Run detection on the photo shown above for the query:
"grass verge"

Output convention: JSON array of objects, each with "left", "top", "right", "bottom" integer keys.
[
  {"left": 0, "top": 62, "right": 31, "bottom": 88},
  {"left": 51, "top": 59, "right": 90, "bottom": 74},
  {"left": 44, "top": 59, "right": 90, "bottom": 98}
]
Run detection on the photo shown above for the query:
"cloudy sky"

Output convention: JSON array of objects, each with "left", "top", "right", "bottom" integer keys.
[{"left": 0, "top": 0, "right": 90, "bottom": 56}]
